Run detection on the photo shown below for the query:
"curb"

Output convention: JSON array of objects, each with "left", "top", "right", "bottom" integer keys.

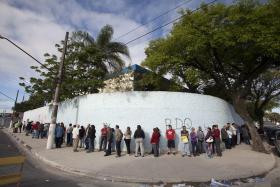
[{"left": 2, "top": 128, "right": 278, "bottom": 184}]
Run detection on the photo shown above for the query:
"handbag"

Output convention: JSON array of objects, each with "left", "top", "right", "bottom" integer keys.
[
  {"left": 206, "top": 137, "right": 214, "bottom": 143},
  {"left": 181, "top": 135, "right": 189, "bottom": 143}
]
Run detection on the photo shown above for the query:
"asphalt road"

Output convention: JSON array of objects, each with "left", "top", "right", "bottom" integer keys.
[{"left": 0, "top": 130, "right": 133, "bottom": 187}]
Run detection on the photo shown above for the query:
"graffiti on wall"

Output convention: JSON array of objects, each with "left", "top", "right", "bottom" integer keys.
[{"left": 164, "top": 117, "right": 192, "bottom": 130}]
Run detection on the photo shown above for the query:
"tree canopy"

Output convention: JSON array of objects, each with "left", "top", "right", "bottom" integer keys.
[
  {"left": 16, "top": 25, "right": 129, "bottom": 112},
  {"left": 142, "top": 0, "right": 280, "bottom": 152}
]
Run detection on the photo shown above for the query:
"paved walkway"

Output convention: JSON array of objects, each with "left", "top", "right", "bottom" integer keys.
[{"left": 3, "top": 128, "right": 276, "bottom": 183}]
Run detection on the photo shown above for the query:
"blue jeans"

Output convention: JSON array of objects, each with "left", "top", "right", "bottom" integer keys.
[
  {"left": 87, "top": 137, "right": 94, "bottom": 152},
  {"left": 191, "top": 141, "right": 197, "bottom": 155},
  {"left": 32, "top": 130, "right": 39, "bottom": 138},
  {"left": 152, "top": 143, "right": 159, "bottom": 157},
  {"left": 67, "top": 133, "right": 72, "bottom": 145}
]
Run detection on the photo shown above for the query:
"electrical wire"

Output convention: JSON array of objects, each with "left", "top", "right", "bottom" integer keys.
[
  {"left": 124, "top": 0, "right": 218, "bottom": 45},
  {"left": 114, "top": 0, "right": 193, "bottom": 41},
  {"left": 0, "top": 91, "right": 15, "bottom": 102}
]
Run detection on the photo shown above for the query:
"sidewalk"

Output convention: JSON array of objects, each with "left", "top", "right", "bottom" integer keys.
[{"left": 3, "top": 128, "right": 276, "bottom": 183}]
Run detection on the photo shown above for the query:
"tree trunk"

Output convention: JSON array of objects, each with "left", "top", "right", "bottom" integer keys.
[
  {"left": 232, "top": 95, "right": 267, "bottom": 153},
  {"left": 257, "top": 112, "right": 264, "bottom": 132}
]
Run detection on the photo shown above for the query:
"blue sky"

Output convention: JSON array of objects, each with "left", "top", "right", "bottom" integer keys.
[{"left": 2, "top": 0, "right": 274, "bottom": 113}]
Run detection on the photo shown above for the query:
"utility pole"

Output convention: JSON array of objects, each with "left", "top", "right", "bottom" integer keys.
[
  {"left": 46, "top": 32, "right": 69, "bottom": 149},
  {"left": 12, "top": 89, "right": 19, "bottom": 123},
  {"left": 14, "top": 89, "right": 19, "bottom": 106}
]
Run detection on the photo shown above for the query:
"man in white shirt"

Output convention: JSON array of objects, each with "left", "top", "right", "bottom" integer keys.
[{"left": 72, "top": 125, "right": 80, "bottom": 152}]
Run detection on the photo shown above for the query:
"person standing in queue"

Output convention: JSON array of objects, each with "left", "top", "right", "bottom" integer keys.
[
  {"left": 115, "top": 125, "right": 123, "bottom": 157},
  {"left": 99, "top": 124, "right": 108, "bottom": 151},
  {"left": 134, "top": 125, "right": 145, "bottom": 157},
  {"left": 124, "top": 127, "right": 132, "bottom": 155},
  {"left": 150, "top": 127, "right": 161, "bottom": 157},
  {"left": 104, "top": 127, "right": 113, "bottom": 156},
  {"left": 72, "top": 125, "right": 80, "bottom": 152},
  {"left": 166, "top": 125, "right": 176, "bottom": 155}
]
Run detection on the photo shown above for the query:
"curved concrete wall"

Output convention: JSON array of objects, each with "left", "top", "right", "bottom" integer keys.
[{"left": 23, "top": 91, "right": 243, "bottom": 151}]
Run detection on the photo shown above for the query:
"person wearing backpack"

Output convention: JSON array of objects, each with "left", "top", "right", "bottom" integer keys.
[
  {"left": 115, "top": 125, "right": 123, "bottom": 157},
  {"left": 197, "top": 126, "right": 205, "bottom": 154}
]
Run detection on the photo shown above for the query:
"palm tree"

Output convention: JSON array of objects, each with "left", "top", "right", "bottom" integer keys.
[{"left": 72, "top": 25, "right": 130, "bottom": 73}]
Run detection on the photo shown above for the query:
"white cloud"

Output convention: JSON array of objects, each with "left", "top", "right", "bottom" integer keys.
[{"left": 0, "top": 0, "right": 203, "bottom": 110}]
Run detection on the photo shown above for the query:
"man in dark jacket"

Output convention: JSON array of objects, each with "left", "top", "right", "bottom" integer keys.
[
  {"left": 221, "top": 125, "right": 229, "bottom": 149},
  {"left": 38, "top": 123, "right": 44, "bottom": 138},
  {"left": 25, "top": 121, "right": 32, "bottom": 136},
  {"left": 134, "top": 125, "right": 145, "bottom": 157},
  {"left": 86, "top": 125, "right": 96, "bottom": 153}
]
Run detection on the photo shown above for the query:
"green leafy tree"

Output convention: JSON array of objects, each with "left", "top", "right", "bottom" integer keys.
[
  {"left": 142, "top": 0, "right": 280, "bottom": 152},
  {"left": 265, "top": 112, "right": 280, "bottom": 123},
  {"left": 18, "top": 25, "right": 130, "bottom": 110},
  {"left": 247, "top": 70, "right": 280, "bottom": 130}
]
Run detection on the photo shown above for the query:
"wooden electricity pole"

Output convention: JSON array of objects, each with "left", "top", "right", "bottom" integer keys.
[{"left": 46, "top": 32, "right": 69, "bottom": 149}]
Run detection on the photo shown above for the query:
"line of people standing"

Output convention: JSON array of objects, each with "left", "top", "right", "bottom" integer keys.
[{"left": 22, "top": 121, "right": 251, "bottom": 158}]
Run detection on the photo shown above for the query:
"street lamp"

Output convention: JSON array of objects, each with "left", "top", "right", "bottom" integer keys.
[
  {"left": 0, "top": 33, "right": 69, "bottom": 149},
  {"left": 0, "top": 35, "right": 49, "bottom": 70}
]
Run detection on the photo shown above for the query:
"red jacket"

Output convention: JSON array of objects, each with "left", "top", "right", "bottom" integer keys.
[
  {"left": 32, "top": 123, "right": 38, "bottom": 130},
  {"left": 212, "top": 129, "right": 220, "bottom": 140},
  {"left": 166, "top": 129, "right": 175, "bottom": 140},
  {"left": 101, "top": 127, "right": 107, "bottom": 136},
  {"left": 151, "top": 131, "right": 161, "bottom": 144}
]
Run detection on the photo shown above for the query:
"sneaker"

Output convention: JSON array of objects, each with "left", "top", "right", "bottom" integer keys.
[
  {"left": 167, "top": 152, "right": 170, "bottom": 155},
  {"left": 173, "top": 152, "right": 176, "bottom": 155}
]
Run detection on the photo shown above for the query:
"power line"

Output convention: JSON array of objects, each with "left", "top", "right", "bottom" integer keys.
[
  {"left": 125, "top": 0, "right": 218, "bottom": 45},
  {"left": 0, "top": 35, "right": 50, "bottom": 71},
  {"left": 114, "top": 0, "right": 193, "bottom": 41},
  {"left": 0, "top": 91, "right": 15, "bottom": 102},
  {"left": 127, "top": 28, "right": 172, "bottom": 48}
]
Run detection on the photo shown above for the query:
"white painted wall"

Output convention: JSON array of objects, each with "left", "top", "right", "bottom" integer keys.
[{"left": 23, "top": 91, "right": 243, "bottom": 151}]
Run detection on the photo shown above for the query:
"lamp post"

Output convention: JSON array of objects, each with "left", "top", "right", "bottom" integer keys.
[{"left": 0, "top": 35, "right": 49, "bottom": 70}]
